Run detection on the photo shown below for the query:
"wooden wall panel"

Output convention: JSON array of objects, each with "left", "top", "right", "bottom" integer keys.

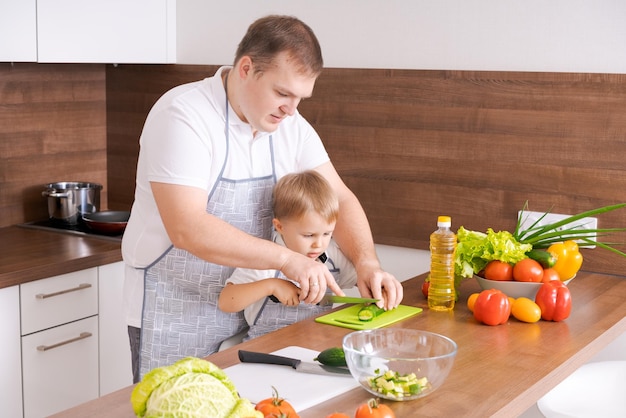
[
  {"left": 105, "top": 66, "right": 626, "bottom": 276},
  {"left": 0, "top": 63, "right": 107, "bottom": 226},
  {"left": 302, "top": 69, "right": 626, "bottom": 276},
  {"left": 105, "top": 64, "right": 220, "bottom": 210}
]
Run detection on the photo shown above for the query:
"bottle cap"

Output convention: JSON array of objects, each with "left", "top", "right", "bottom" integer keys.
[{"left": 437, "top": 216, "right": 451, "bottom": 227}]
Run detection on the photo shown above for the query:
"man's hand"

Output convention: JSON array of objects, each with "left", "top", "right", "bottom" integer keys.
[
  {"left": 356, "top": 266, "right": 404, "bottom": 310},
  {"left": 280, "top": 252, "right": 345, "bottom": 304}
]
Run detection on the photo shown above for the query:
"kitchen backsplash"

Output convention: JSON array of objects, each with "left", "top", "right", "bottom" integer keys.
[{"left": 0, "top": 63, "right": 108, "bottom": 226}]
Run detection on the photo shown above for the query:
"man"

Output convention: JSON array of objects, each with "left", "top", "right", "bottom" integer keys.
[{"left": 122, "top": 15, "right": 403, "bottom": 381}]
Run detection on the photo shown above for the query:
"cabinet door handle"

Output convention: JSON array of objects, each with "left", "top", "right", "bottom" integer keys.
[
  {"left": 37, "top": 332, "right": 93, "bottom": 352},
  {"left": 36, "top": 282, "right": 92, "bottom": 299}
]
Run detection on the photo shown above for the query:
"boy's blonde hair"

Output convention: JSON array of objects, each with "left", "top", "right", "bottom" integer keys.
[{"left": 273, "top": 171, "right": 339, "bottom": 222}]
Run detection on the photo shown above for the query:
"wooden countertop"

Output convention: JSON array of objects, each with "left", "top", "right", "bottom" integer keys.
[
  {"left": 0, "top": 225, "right": 122, "bottom": 289},
  {"left": 51, "top": 271, "right": 626, "bottom": 418}
]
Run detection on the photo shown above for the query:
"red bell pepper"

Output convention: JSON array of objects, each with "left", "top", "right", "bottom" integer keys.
[
  {"left": 535, "top": 280, "right": 572, "bottom": 321},
  {"left": 473, "top": 289, "right": 511, "bottom": 326}
]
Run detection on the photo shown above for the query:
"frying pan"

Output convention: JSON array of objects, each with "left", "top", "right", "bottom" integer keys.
[{"left": 82, "top": 210, "right": 130, "bottom": 235}]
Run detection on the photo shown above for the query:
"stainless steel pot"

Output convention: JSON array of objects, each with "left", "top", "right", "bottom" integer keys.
[{"left": 42, "top": 182, "right": 103, "bottom": 225}]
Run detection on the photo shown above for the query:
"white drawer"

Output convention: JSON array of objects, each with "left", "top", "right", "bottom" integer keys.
[
  {"left": 21, "top": 268, "right": 98, "bottom": 335},
  {"left": 22, "top": 315, "right": 99, "bottom": 418}
]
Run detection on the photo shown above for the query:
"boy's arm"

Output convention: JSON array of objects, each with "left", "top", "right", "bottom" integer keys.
[{"left": 218, "top": 279, "right": 301, "bottom": 312}]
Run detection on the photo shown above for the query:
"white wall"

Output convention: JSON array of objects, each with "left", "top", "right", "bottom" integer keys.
[
  {"left": 375, "top": 244, "right": 429, "bottom": 281},
  {"left": 177, "top": 0, "right": 626, "bottom": 73}
]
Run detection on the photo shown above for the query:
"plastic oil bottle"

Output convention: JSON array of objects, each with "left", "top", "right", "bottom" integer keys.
[{"left": 428, "top": 216, "right": 457, "bottom": 311}]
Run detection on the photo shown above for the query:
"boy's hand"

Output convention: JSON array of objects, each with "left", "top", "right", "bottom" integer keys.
[{"left": 271, "top": 280, "right": 301, "bottom": 306}]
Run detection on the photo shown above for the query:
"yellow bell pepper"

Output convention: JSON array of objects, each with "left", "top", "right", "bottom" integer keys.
[{"left": 547, "top": 240, "right": 583, "bottom": 281}]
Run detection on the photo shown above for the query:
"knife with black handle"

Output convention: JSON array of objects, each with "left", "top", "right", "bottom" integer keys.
[{"left": 238, "top": 350, "right": 352, "bottom": 376}]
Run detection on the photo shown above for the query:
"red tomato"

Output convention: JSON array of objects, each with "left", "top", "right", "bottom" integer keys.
[
  {"left": 483, "top": 260, "right": 514, "bottom": 281},
  {"left": 535, "top": 280, "right": 572, "bottom": 322},
  {"left": 513, "top": 258, "right": 544, "bottom": 282},
  {"left": 421, "top": 280, "right": 430, "bottom": 298},
  {"left": 473, "top": 289, "right": 511, "bottom": 326},
  {"left": 355, "top": 398, "right": 395, "bottom": 418},
  {"left": 256, "top": 386, "right": 299, "bottom": 418},
  {"left": 541, "top": 268, "right": 561, "bottom": 283},
  {"left": 326, "top": 414, "right": 350, "bottom": 418}
]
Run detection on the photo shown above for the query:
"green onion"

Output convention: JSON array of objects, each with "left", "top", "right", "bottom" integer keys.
[{"left": 513, "top": 202, "right": 626, "bottom": 257}]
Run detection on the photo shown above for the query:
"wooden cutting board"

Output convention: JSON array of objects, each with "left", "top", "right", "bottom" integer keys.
[
  {"left": 224, "top": 346, "right": 360, "bottom": 412},
  {"left": 315, "top": 304, "right": 423, "bottom": 330}
]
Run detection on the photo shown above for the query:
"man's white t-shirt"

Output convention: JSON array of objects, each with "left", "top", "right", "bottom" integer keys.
[
  {"left": 121, "top": 66, "right": 330, "bottom": 328},
  {"left": 225, "top": 233, "right": 358, "bottom": 326}
]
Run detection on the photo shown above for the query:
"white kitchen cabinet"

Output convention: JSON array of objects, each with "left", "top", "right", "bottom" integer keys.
[
  {"left": 0, "top": 0, "right": 37, "bottom": 61},
  {"left": 22, "top": 316, "right": 99, "bottom": 418},
  {"left": 99, "top": 261, "right": 133, "bottom": 396},
  {"left": 20, "top": 268, "right": 98, "bottom": 335},
  {"left": 36, "top": 0, "right": 176, "bottom": 63},
  {"left": 20, "top": 268, "right": 99, "bottom": 418},
  {"left": 0, "top": 286, "right": 23, "bottom": 418}
]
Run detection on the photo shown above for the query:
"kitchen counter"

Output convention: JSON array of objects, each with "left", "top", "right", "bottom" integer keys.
[
  {"left": 51, "top": 271, "right": 626, "bottom": 418},
  {"left": 0, "top": 226, "right": 122, "bottom": 289}
]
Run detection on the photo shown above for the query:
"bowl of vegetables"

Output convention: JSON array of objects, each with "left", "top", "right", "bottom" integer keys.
[
  {"left": 455, "top": 202, "right": 626, "bottom": 300},
  {"left": 342, "top": 329, "right": 457, "bottom": 401},
  {"left": 475, "top": 274, "right": 574, "bottom": 300}
]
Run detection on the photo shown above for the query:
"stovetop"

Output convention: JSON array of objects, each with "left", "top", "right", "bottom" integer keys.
[{"left": 19, "top": 219, "right": 123, "bottom": 243}]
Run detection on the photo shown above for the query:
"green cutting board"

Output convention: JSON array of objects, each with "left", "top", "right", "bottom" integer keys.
[{"left": 315, "top": 304, "right": 422, "bottom": 330}]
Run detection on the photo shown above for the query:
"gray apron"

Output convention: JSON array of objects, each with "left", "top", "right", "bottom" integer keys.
[
  {"left": 139, "top": 86, "right": 276, "bottom": 378},
  {"left": 245, "top": 256, "right": 340, "bottom": 341}
]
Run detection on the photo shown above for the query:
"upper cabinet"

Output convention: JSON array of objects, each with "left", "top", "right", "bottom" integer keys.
[
  {"left": 37, "top": 0, "right": 176, "bottom": 63},
  {"left": 0, "top": 0, "right": 175, "bottom": 64},
  {"left": 0, "top": 0, "right": 37, "bottom": 62}
]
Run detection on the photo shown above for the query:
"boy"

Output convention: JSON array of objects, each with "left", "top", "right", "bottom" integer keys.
[{"left": 218, "top": 170, "right": 357, "bottom": 340}]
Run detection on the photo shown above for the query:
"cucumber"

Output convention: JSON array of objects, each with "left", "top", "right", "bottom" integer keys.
[
  {"left": 357, "top": 304, "right": 386, "bottom": 322},
  {"left": 526, "top": 249, "right": 557, "bottom": 268},
  {"left": 314, "top": 347, "right": 347, "bottom": 367}
]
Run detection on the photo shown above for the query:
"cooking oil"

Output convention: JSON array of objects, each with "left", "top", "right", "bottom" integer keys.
[{"left": 428, "top": 216, "right": 456, "bottom": 311}]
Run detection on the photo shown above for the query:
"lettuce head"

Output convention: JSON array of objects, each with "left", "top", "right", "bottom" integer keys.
[{"left": 131, "top": 357, "right": 261, "bottom": 418}]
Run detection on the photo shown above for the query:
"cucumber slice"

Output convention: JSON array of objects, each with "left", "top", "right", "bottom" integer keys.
[{"left": 357, "top": 304, "right": 386, "bottom": 321}]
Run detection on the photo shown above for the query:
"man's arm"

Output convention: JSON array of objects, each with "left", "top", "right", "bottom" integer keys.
[
  {"left": 314, "top": 162, "right": 404, "bottom": 309},
  {"left": 151, "top": 181, "right": 344, "bottom": 302}
]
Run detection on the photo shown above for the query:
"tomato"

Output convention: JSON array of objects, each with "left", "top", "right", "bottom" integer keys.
[
  {"left": 541, "top": 268, "right": 560, "bottom": 283},
  {"left": 513, "top": 258, "right": 544, "bottom": 282},
  {"left": 421, "top": 279, "right": 430, "bottom": 298},
  {"left": 355, "top": 398, "right": 395, "bottom": 418},
  {"left": 467, "top": 293, "right": 479, "bottom": 312},
  {"left": 535, "top": 280, "right": 572, "bottom": 322},
  {"left": 483, "top": 260, "right": 514, "bottom": 281},
  {"left": 511, "top": 297, "right": 542, "bottom": 323},
  {"left": 326, "top": 414, "right": 350, "bottom": 418},
  {"left": 256, "top": 386, "right": 299, "bottom": 418},
  {"left": 473, "top": 289, "right": 511, "bottom": 326}
]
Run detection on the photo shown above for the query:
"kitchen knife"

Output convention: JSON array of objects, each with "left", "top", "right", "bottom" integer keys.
[
  {"left": 238, "top": 350, "right": 352, "bottom": 377},
  {"left": 319, "top": 294, "right": 379, "bottom": 305},
  {"left": 268, "top": 294, "right": 379, "bottom": 305}
]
